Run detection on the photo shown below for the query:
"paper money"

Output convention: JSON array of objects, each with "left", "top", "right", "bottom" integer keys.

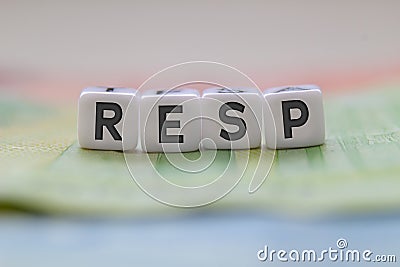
[{"left": 1, "top": 84, "right": 400, "bottom": 217}]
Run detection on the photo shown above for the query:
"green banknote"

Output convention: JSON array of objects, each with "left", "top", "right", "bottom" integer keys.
[{"left": 0, "top": 84, "right": 400, "bottom": 217}]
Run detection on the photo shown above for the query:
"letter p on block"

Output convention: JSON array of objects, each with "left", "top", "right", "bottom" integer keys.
[{"left": 263, "top": 85, "right": 325, "bottom": 149}]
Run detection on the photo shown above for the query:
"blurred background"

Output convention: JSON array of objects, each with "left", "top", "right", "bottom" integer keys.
[
  {"left": 1, "top": 1, "right": 400, "bottom": 266},
  {"left": 1, "top": 0, "right": 400, "bottom": 101}
]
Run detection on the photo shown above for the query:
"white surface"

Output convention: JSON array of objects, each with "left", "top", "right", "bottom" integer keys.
[
  {"left": 1, "top": 215, "right": 399, "bottom": 267},
  {"left": 78, "top": 87, "right": 138, "bottom": 151},
  {"left": 264, "top": 85, "right": 325, "bottom": 149}
]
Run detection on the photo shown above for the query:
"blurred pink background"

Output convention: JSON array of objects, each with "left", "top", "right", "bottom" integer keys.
[{"left": 1, "top": 1, "right": 400, "bottom": 102}]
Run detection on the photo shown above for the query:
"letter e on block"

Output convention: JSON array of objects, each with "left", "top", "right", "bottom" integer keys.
[{"left": 140, "top": 88, "right": 201, "bottom": 152}]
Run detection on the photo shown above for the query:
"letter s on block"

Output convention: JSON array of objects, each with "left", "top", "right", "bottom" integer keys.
[{"left": 219, "top": 102, "right": 247, "bottom": 141}]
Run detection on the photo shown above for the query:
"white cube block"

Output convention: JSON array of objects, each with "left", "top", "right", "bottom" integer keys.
[
  {"left": 202, "top": 87, "right": 262, "bottom": 149},
  {"left": 140, "top": 88, "right": 201, "bottom": 152},
  {"left": 78, "top": 86, "right": 138, "bottom": 151},
  {"left": 263, "top": 85, "right": 325, "bottom": 149}
]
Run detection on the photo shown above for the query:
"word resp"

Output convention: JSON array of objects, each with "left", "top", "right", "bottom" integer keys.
[{"left": 77, "top": 86, "right": 325, "bottom": 152}]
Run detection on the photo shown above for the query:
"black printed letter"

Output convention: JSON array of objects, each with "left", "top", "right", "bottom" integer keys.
[
  {"left": 158, "top": 105, "right": 184, "bottom": 143},
  {"left": 282, "top": 100, "right": 309, "bottom": 139},
  {"left": 219, "top": 102, "right": 247, "bottom": 141},
  {"left": 95, "top": 102, "right": 123, "bottom": 141}
]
